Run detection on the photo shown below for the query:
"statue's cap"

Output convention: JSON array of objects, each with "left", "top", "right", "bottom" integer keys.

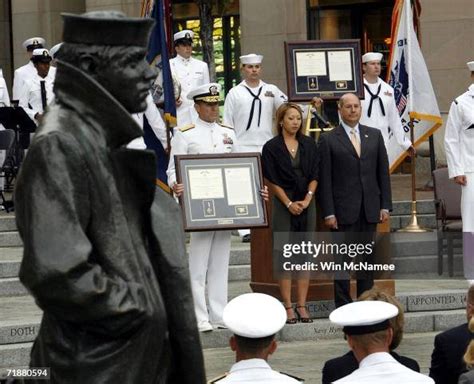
[{"left": 62, "top": 11, "right": 154, "bottom": 47}]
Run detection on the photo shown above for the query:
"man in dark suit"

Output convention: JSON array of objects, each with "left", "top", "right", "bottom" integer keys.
[
  {"left": 429, "top": 285, "right": 474, "bottom": 384},
  {"left": 319, "top": 93, "right": 392, "bottom": 308}
]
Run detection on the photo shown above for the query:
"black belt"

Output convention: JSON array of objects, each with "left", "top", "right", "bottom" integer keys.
[
  {"left": 364, "top": 83, "right": 385, "bottom": 118},
  {"left": 243, "top": 86, "right": 263, "bottom": 131}
]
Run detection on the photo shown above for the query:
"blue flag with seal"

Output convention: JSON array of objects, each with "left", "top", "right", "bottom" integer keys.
[{"left": 142, "top": 0, "right": 176, "bottom": 192}]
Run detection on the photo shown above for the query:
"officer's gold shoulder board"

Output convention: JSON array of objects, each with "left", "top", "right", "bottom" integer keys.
[
  {"left": 218, "top": 123, "right": 234, "bottom": 130},
  {"left": 280, "top": 371, "right": 304, "bottom": 382},
  {"left": 207, "top": 372, "right": 228, "bottom": 383},
  {"left": 179, "top": 124, "right": 195, "bottom": 132}
]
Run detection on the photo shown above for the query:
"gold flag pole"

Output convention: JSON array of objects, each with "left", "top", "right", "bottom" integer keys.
[
  {"left": 304, "top": 104, "right": 312, "bottom": 136},
  {"left": 398, "top": 115, "right": 431, "bottom": 232}
]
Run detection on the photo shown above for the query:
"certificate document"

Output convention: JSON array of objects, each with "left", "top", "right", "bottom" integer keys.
[
  {"left": 224, "top": 167, "right": 254, "bottom": 205},
  {"left": 188, "top": 168, "right": 224, "bottom": 200},
  {"left": 295, "top": 51, "right": 327, "bottom": 77},
  {"left": 328, "top": 50, "right": 353, "bottom": 81}
]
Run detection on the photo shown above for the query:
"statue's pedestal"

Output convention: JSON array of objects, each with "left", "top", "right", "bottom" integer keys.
[{"left": 249, "top": 201, "right": 394, "bottom": 301}]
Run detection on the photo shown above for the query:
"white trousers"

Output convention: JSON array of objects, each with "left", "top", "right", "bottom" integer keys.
[
  {"left": 189, "top": 230, "right": 231, "bottom": 324},
  {"left": 462, "top": 173, "right": 474, "bottom": 279}
]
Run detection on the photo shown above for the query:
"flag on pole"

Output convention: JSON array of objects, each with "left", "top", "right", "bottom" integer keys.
[
  {"left": 142, "top": 0, "right": 176, "bottom": 191},
  {"left": 387, "top": 0, "right": 443, "bottom": 173}
]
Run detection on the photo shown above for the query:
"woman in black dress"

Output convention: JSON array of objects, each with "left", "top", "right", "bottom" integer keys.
[{"left": 262, "top": 103, "right": 319, "bottom": 323}]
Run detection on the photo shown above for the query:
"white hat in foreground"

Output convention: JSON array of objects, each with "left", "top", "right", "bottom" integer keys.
[
  {"left": 329, "top": 301, "right": 398, "bottom": 335},
  {"left": 174, "top": 29, "right": 194, "bottom": 42},
  {"left": 31, "top": 48, "right": 52, "bottom": 63},
  {"left": 467, "top": 61, "right": 474, "bottom": 72},
  {"left": 240, "top": 53, "right": 263, "bottom": 65},
  {"left": 22, "top": 37, "right": 45, "bottom": 51},
  {"left": 362, "top": 52, "right": 383, "bottom": 63},
  {"left": 187, "top": 82, "right": 221, "bottom": 102},
  {"left": 223, "top": 293, "right": 286, "bottom": 338}
]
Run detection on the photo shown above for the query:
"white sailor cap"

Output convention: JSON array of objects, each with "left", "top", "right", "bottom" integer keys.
[
  {"left": 31, "top": 48, "right": 52, "bottom": 63},
  {"left": 174, "top": 30, "right": 194, "bottom": 43},
  {"left": 240, "top": 53, "right": 263, "bottom": 65},
  {"left": 329, "top": 301, "right": 399, "bottom": 335},
  {"left": 187, "top": 82, "right": 221, "bottom": 103},
  {"left": 49, "top": 43, "right": 63, "bottom": 59},
  {"left": 467, "top": 61, "right": 474, "bottom": 72},
  {"left": 362, "top": 52, "right": 383, "bottom": 63},
  {"left": 22, "top": 37, "right": 45, "bottom": 51},
  {"left": 223, "top": 293, "right": 286, "bottom": 338}
]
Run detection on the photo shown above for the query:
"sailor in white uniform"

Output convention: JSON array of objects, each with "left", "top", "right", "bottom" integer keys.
[
  {"left": 167, "top": 83, "right": 235, "bottom": 332},
  {"left": 169, "top": 30, "right": 210, "bottom": 127},
  {"left": 223, "top": 53, "right": 287, "bottom": 241},
  {"left": 49, "top": 42, "right": 63, "bottom": 69},
  {"left": 359, "top": 52, "right": 414, "bottom": 161},
  {"left": 330, "top": 301, "right": 434, "bottom": 383},
  {"left": 223, "top": 53, "right": 287, "bottom": 154},
  {"left": 12, "top": 37, "right": 48, "bottom": 101},
  {"left": 210, "top": 293, "right": 303, "bottom": 383},
  {"left": 18, "top": 49, "right": 55, "bottom": 126},
  {"left": 444, "top": 60, "right": 474, "bottom": 280}
]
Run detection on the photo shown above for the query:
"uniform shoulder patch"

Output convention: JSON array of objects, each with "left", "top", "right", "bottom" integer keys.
[
  {"left": 454, "top": 99, "right": 458, "bottom": 105},
  {"left": 218, "top": 123, "right": 234, "bottom": 130},
  {"left": 208, "top": 372, "right": 229, "bottom": 383},
  {"left": 179, "top": 124, "right": 195, "bottom": 132}
]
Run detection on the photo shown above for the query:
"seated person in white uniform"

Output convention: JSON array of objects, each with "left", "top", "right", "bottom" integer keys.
[
  {"left": 210, "top": 293, "right": 303, "bottom": 383},
  {"left": 330, "top": 301, "right": 434, "bottom": 383}
]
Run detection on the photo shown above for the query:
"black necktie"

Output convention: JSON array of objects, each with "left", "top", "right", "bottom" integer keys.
[
  {"left": 364, "top": 83, "right": 385, "bottom": 118},
  {"left": 243, "top": 86, "right": 263, "bottom": 131},
  {"left": 40, "top": 80, "right": 47, "bottom": 112}
]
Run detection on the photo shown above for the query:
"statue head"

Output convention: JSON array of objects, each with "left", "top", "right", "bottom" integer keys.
[{"left": 58, "top": 11, "right": 157, "bottom": 113}]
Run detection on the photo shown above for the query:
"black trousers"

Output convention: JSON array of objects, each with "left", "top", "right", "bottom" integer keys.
[{"left": 333, "top": 207, "right": 377, "bottom": 308}]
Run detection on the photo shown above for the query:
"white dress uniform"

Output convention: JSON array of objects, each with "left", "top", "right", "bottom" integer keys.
[
  {"left": 18, "top": 71, "right": 54, "bottom": 125},
  {"left": 167, "top": 116, "right": 236, "bottom": 328},
  {"left": 170, "top": 55, "right": 210, "bottom": 126},
  {"left": 334, "top": 352, "right": 434, "bottom": 383},
  {"left": 215, "top": 359, "right": 301, "bottom": 383},
  {"left": 223, "top": 80, "right": 287, "bottom": 153},
  {"left": 445, "top": 82, "right": 474, "bottom": 279},
  {"left": 129, "top": 93, "right": 167, "bottom": 150},
  {"left": 360, "top": 77, "right": 411, "bottom": 152}
]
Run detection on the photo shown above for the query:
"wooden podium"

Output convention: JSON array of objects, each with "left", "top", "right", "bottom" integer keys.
[{"left": 249, "top": 200, "right": 394, "bottom": 301}]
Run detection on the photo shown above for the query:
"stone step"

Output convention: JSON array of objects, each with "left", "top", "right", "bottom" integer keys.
[
  {"left": 199, "top": 308, "right": 465, "bottom": 349},
  {"left": 0, "top": 289, "right": 466, "bottom": 349},
  {"left": 0, "top": 309, "right": 464, "bottom": 367},
  {"left": 0, "top": 342, "right": 31, "bottom": 371},
  {"left": 391, "top": 199, "right": 435, "bottom": 216},
  {"left": 0, "top": 248, "right": 23, "bottom": 278},
  {"left": 0, "top": 278, "right": 28, "bottom": 297},
  {"left": 391, "top": 214, "right": 437, "bottom": 230},
  {"left": 0, "top": 232, "right": 22, "bottom": 248},
  {"left": 0, "top": 216, "right": 17, "bottom": 232}
]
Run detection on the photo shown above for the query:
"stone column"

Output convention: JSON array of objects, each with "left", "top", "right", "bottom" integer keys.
[
  {"left": 11, "top": 0, "right": 86, "bottom": 71},
  {"left": 239, "top": 0, "right": 307, "bottom": 92}
]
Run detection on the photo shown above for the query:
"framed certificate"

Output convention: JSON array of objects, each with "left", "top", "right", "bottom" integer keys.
[
  {"left": 285, "top": 39, "right": 364, "bottom": 101},
  {"left": 175, "top": 153, "right": 269, "bottom": 231}
]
